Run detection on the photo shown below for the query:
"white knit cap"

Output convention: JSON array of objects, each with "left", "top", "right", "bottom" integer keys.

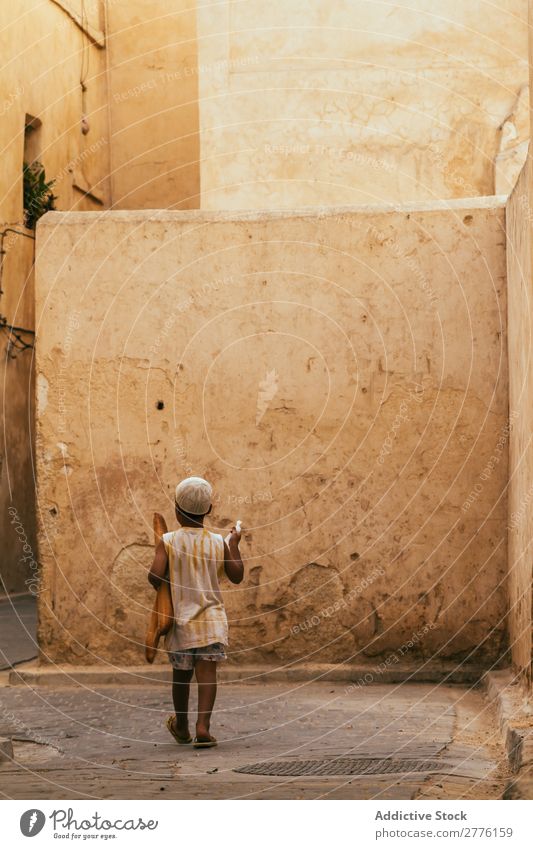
[{"left": 175, "top": 476, "right": 212, "bottom": 515}]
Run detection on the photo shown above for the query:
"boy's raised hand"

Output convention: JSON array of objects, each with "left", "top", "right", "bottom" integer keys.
[
  {"left": 225, "top": 519, "right": 242, "bottom": 547},
  {"left": 229, "top": 523, "right": 242, "bottom": 544},
  {"left": 223, "top": 520, "right": 244, "bottom": 584}
]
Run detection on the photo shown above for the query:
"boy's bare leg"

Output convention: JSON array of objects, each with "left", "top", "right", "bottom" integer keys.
[
  {"left": 172, "top": 668, "right": 193, "bottom": 738},
  {"left": 195, "top": 659, "right": 217, "bottom": 741}
]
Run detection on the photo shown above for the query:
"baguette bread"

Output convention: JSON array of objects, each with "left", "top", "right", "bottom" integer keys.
[{"left": 145, "top": 512, "right": 174, "bottom": 663}]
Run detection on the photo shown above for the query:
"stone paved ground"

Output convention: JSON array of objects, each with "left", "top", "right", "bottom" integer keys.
[
  {"left": 0, "top": 595, "right": 37, "bottom": 670},
  {"left": 0, "top": 678, "right": 509, "bottom": 799}
]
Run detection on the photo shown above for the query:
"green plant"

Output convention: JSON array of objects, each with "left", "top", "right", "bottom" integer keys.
[{"left": 23, "top": 161, "right": 56, "bottom": 229}]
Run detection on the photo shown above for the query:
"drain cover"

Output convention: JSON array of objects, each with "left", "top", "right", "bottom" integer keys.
[{"left": 234, "top": 757, "right": 442, "bottom": 777}]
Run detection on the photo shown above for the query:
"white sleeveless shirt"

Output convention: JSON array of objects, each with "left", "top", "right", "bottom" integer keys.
[{"left": 162, "top": 527, "right": 228, "bottom": 651}]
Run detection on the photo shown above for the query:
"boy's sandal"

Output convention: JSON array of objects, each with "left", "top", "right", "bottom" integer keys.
[
  {"left": 193, "top": 736, "right": 218, "bottom": 748},
  {"left": 166, "top": 715, "right": 192, "bottom": 744}
]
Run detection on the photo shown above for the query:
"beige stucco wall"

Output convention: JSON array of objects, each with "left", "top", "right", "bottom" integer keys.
[
  {"left": 0, "top": 0, "right": 111, "bottom": 593},
  {"left": 0, "top": 227, "right": 36, "bottom": 595},
  {"left": 35, "top": 201, "right": 508, "bottom": 667},
  {"left": 507, "top": 158, "right": 533, "bottom": 683},
  {"left": 0, "top": 0, "right": 110, "bottom": 225},
  {"left": 106, "top": 0, "right": 200, "bottom": 209},
  {"left": 196, "top": 0, "right": 529, "bottom": 209}
]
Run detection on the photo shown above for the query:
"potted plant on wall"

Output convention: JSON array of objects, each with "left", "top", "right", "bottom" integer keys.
[{"left": 23, "top": 161, "right": 56, "bottom": 230}]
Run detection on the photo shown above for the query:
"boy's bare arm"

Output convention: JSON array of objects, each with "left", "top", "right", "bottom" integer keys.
[
  {"left": 224, "top": 528, "right": 244, "bottom": 584},
  {"left": 148, "top": 539, "right": 168, "bottom": 589}
]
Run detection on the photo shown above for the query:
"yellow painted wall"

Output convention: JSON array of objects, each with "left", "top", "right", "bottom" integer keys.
[
  {"left": 106, "top": 0, "right": 200, "bottom": 209},
  {"left": 0, "top": 1, "right": 110, "bottom": 226},
  {"left": 196, "top": 0, "right": 529, "bottom": 209},
  {"left": 1, "top": 2, "right": 530, "bottom": 673},
  {"left": 35, "top": 201, "right": 508, "bottom": 667},
  {"left": 0, "top": 1, "right": 203, "bottom": 594},
  {"left": 0, "top": 0, "right": 111, "bottom": 593}
]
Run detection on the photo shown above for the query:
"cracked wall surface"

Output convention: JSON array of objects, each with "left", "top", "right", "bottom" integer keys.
[
  {"left": 35, "top": 202, "right": 508, "bottom": 666},
  {"left": 197, "top": 0, "right": 529, "bottom": 208},
  {"left": 0, "top": 0, "right": 112, "bottom": 595},
  {"left": 507, "top": 158, "right": 533, "bottom": 683},
  {"left": 106, "top": 0, "right": 201, "bottom": 210}
]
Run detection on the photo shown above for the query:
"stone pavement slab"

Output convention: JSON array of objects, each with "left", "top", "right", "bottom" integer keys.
[
  {"left": 0, "top": 594, "right": 37, "bottom": 669},
  {"left": 0, "top": 679, "right": 510, "bottom": 800}
]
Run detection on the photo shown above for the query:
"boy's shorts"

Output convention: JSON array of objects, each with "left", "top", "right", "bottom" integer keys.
[{"left": 168, "top": 642, "right": 227, "bottom": 670}]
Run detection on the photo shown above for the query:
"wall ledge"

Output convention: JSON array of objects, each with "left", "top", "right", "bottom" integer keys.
[{"left": 36, "top": 195, "right": 508, "bottom": 229}]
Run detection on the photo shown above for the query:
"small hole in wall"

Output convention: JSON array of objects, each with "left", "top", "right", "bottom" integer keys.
[
  {"left": 156, "top": 401, "right": 164, "bottom": 410},
  {"left": 463, "top": 214, "right": 473, "bottom": 226},
  {"left": 49, "top": 506, "right": 58, "bottom": 516}
]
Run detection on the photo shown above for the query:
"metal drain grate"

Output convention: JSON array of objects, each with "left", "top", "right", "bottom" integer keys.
[{"left": 234, "top": 757, "right": 443, "bottom": 777}]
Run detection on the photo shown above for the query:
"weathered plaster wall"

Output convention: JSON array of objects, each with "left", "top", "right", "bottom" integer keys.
[
  {"left": 0, "top": 0, "right": 110, "bottom": 224},
  {"left": 196, "top": 0, "right": 529, "bottom": 209},
  {"left": 0, "top": 227, "right": 36, "bottom": 595},
  {"left": 0, "top": 0, "right": 111, "bottom": 593},
  {"left": 106, "top": 0, "right": 200, "bottom": 209},
  {"left": 506, "top": 158, "right": 533, "bottom": 683},
  {"left": 35, "top": 202, "right": 508, "bottom": 668}
]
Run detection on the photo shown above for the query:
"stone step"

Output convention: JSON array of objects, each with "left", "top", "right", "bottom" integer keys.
[
  {"left": 7, "top": 660, "right": 487, "bottom": 688},
  {"left": 483, "top": 669, "right": 533, "bottom": 799}
]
